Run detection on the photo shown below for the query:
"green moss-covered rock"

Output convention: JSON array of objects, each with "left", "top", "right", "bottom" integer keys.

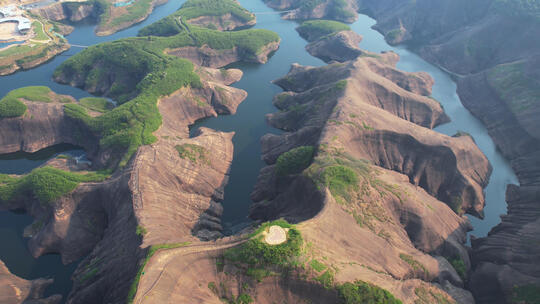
[
  {"left": 55, "top": 22, "right": 278, "bottom": 169},
  {"left": 138, "top": 0, "right": 255, "bottom": 36},
  {"left": 276, "top": 146, "right": 315, "bottom": 175},
  {"left": 0, "top": 167, "right": 108, "bottom": 204},
  {"left": 338, "top": 280, "right": 402, "bottom": 304},
  {"left": 296, "top": 20, "right": 350, "bottom": 42},
  {"left": 0, "top": 86, "right": 56, "bottom": 117}
]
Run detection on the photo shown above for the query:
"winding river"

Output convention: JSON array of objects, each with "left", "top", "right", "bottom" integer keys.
[{"left": 0, "top": 0, "right": 518, "bottom": 301}]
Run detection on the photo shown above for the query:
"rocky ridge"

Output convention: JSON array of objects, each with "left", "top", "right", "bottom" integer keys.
[
  {"left": 32, "top": 0, "right": 168, "bottom": 36},
  {"left": 0, "top": 260, "right": 61, "bottom": 304},
  {"left": 32, "top": 2, "right": 97, "bottom": 23},
  {"left": 266, "top": 1, "right": 540, "bottom": 301},
  {"left": 166, "top": 41, "right": 280, "bottom": 68},
  {"left": 126, "top": 29, "right": 492, "bottom": 303},
  {"left": 0, "top": 1, "right": 283, "bottom": 301},
  {"left": 0, "top": 65, "right": 247, "bottom": 303},
  {"left": 348, "top": 1, "right": 540, "bottom": 302},
  {"left": 245, "top": 30, "right": 492, "bottom": 303}
]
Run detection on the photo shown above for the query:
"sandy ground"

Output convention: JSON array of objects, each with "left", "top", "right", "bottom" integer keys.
[
  {"left": 264, "top": 226, "right": 287, "bottom": 245},
  {"left": 0, "top": 22, "right": 26, "bottom": 41}
]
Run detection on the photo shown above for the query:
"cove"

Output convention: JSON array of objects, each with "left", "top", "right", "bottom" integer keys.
[{"left": 349, "top": 15, "right": 519, "bottom": 238}]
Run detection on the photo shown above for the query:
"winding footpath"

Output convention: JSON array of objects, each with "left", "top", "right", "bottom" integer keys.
[{"left": 134, "top": 238, "right": 248, "bottom": 304}]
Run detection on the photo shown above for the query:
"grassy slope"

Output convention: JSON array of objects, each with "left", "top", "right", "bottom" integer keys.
[
  {"left": 79, "top": 97, "right": 114, "bottom": 113},
  {"left": 487, "top": 61, "right": 540, "bottom": 115},
  {"left": 0, "top": 167, "right": 108, "bottom": 205},
  {"left": 94, "top": 0, "right": 155, "bottom": 33},
  {"left": 55, "top": 21, "right": 277, "bottom": 168},
  {"left": 138, "top": 0, "right": 254, "bottom": 36},
  {"left": 296, "top": 20, "right": 350, "bottom": 42},
  {"left": 219, "top": 220, "right": 402, "bottom": 303},
  {"left": 0, "top": 86, "right": 54, "bottom": 117},
  {"left": 283, "top": 0, "right": 356, "bottom": 21}
]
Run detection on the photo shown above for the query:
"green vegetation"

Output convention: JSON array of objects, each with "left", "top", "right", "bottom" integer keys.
[
  {"left": 414, "top": 287, "right": 455, "bottom": 304},
  {"left": 0, "top": 95, "right": 27, "bottom": 118},
  {"left": 306, "top": 154, "right": 364, "bottom": 206},
  {"left": 93, "top": 0, "right": 155, "bottom": 32},
  {"left": 448, "top": 257, "right": 467, "bottom": 281},
  {"left": 139, "top": 23, "right": 279, "bottom": 56},
  {"left": 450, "top": 196, "right": 463, "bottom": 214},
  {"left": 306, "top": 151, "right": 401, "bottom": 231},
  {"left": 56, "top": 18, "right": 277, "bottom": 168},
  {"left": 294, "top": 0, "right": 354, "bottom": 21},
  {"left": 491, "top": 0, "right": 540, "bottom": 21},
  {"left": 309, "top": 259, "right": 327, "bottom": 272},
  {"left": 224, "top": 220, "right": 302, "bottom": 283},
  {"left": 452, "top": 131, "right": 472, "bottom": 138},
  {"left": 0, "top": 85, "right": 68, "bottom": 117},
  {"left": 32, "top": 21, "right": 50, "bottom": 41},
  {"left": 78, "top": 258, "right": 101, "bottom": 283},
  {"left": 245, "top": 267, "right": 272, "bottom": 282},
  {"left": 208, "top": 281, "right": 218, "bottom": 294},
  {"left": 399, "top": 254, "right": 429, "bottom": 277},
  {"left": 2, "top": 86, "right": 52, "bottom": 102},
  {"left": 318, "top": 165, "right": 359, "bottom": 203},
  {"left": 180, "top": 0, "right": 254, "bottom": 22},
  {"left": 0, "top": 167, "right": 108, "bottom": 204},
  {"left": 512, "top": 284, "right": 540, "bottom": 303},
  {"left": 249, "top": 219, "right": 293, "bottom": 237},
  {"left": 139, "top": 0, "right": 254, "bottom": 36},
  {"left": 315, "top": 269, "right": 335, "bottom": 288},
  {"left": 175, "top": 144, "right": 209, "bottom": 165},
  {"left": 0, "top": 45, "right": 33, "bottom": 58},
  {"left": 225, "top": 226, "right": 302, "bottom": 267},
  {"left": 328, "top": 0, "right": 356, "bottom": 20},
  {"left": 296, "top": 20, "right": 350, "bottom": 41},
  {"left": 79, "top": 97, "right": 114, "bottom": 113},
  {"left": 297, "top": 0, "right": 324, "bottom": 10},
  {"left": 386, "top": 29, "right": 403, "bottom": 42},
  {"left": 275, "top": 146, "right": 315, "bottom": 176},
  {"left": 338, "top": 280, "right": 402, "bottom": 304},
  {"left": 56, "top": 40, "right": 201, "bottom": 168},
  {"left": 233, "top": 293, "right": 254, "bottom": 304},
  {"left": 487, "top": 62, "right": 540, "bottom": 115},
  {"left": 127, "top": 242, "right": 190, "bottom": 304},
  {"left": 135, "top": 225, "right": 147, "bottom": 236}
]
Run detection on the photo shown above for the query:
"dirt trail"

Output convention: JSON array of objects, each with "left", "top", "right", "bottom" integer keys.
[{"left": 135, "top": 238, "right": 247, "bottom": 304}]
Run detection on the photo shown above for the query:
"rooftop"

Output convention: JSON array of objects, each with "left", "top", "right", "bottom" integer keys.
[{"left": 0, "top": 16, "right": 32, "bottom": 32}]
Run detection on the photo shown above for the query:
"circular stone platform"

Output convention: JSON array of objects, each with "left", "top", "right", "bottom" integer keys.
[{"left": 264, "top": 225, "right": 287, "bottom": 245}]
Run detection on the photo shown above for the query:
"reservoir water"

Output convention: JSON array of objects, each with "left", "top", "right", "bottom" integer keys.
[{"left": 0, "top": 0, "right": 518, "bottom": 301}]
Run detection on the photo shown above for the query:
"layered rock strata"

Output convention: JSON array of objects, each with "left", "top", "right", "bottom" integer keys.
[
  {"left": 263, "top": 0, "right": 359, "bottom": 23},
  {"left": 247, "top": 46, "right": 491, "bottom": 302},
  {"left": 350, "top": 1, "right": 540, "bottom": 302},
  {"left": 0, "top": 261, "right": 61, "bottom": 304},
  {"left": 0, "top": 66, "right": 247, "bottom": 303},
  {"left": 166, "top": 41, "right": 280, "bottom": 68}
]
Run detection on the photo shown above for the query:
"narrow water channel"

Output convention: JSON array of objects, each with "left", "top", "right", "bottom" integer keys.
[
  {"left": 0, "top": 0, "right": 518, "bottom": 300},
  {"left": 348, "top": 15, "right": 519, "bottom": 238}
]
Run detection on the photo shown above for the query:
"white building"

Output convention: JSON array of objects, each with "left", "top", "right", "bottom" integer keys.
[
  {"left": 0, "top": 5, "right": 17, "bottom": 18},
  {"left": 0, "top": 5, "right": 32, "bottom": 34}
]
